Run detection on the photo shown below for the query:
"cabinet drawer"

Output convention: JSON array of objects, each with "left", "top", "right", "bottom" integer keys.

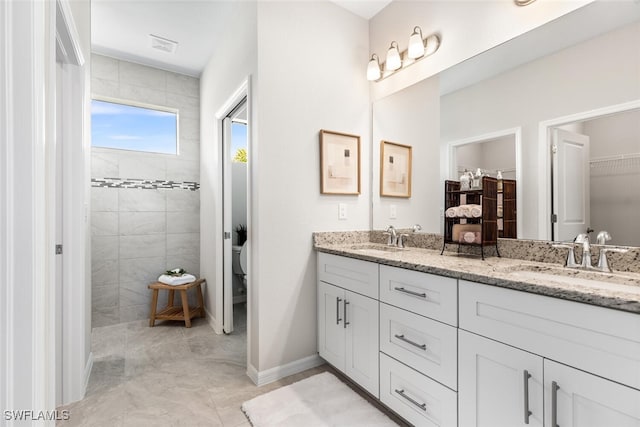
[
  {"left": 380, "top": 303, "right": 457, "bottom": 390},
  {"left": 380, "top": 353, "right": 457, "bottom": 427},
  {"left": 318, "top": 252, "right": 379, "bottom": 299},
  {"left": 459, "top": 280, "right": 640, "bottom": 390},
  {"left": 380, "top": 265, "right": 457, "bottom": 326}
]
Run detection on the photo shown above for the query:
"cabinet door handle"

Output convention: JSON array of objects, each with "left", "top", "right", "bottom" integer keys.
[
  {"left": 394, "top": 389, "right": 426, "bottom": 411},
  {"left": 343, "top": 300, "right": 350, "bottom": 328},
  {"left": 551, "top": 381, "right": 560, "bottom": 427},
  {"left": 394, "top": 334, "right": 427, "bottom": 351},
  {"left": 394, "top": 286, "right": 427, "bottom": 299},
  {"left": 336, "top": 297, "right": 342, "bottom": 325},
  {"left": 523, "top": 370, "right": 532, "bottom": 424}
]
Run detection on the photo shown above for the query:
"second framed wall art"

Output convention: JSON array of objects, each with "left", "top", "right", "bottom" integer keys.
[{"left": 380, "top": 140, "right": 412, "bottom": 198}]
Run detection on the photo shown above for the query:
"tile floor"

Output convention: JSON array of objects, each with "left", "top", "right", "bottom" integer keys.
[{"left": 58, "top": 304, "right": 405, "bottom": 426}]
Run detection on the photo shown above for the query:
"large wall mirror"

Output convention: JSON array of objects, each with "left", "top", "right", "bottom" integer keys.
[{"left": 371, "top": 0, "right": 640, "bottom": 246}]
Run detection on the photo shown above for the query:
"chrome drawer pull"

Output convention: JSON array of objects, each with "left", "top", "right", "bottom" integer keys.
[
  {"left": 551, "top": 381, "right": 560, "bottom": 427},
  {"left": 394, "top": 334, "right": 427, "bottom": 350},
  {"left": 394, "top": 286, "right": 427, "bottom": 299},
  {"left": 343, "top": 300, "right": 350, "bottom": 329},
  {"left": 523, "top": 370, "right": 532, "bottom": 424},
  {"left": 394, "top": 389, "right": 427, "bottom": 411},
  {"left": 336, "top": 297, "right": 342, "bottom": 325}
]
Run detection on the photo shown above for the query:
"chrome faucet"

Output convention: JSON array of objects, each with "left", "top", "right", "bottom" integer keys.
[
  {"left": 412, "top": 224, "right": 422, "bottom": 233},
  {"left": 554, "top": 231, "right": 628, "bottom": 272},
  {"left": 594, "top": 231, "right": 628, "bottom": 273},
  {"left": 574, "top": 233, "right": 593, "bottom": 269},
  {"left": 385, "top": 225, "right": 398, "bottom": 246}
]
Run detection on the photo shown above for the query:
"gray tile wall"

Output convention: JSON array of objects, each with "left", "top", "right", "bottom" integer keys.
[{"left": 91, "top": 54, "right": 200, "bottom": 328}]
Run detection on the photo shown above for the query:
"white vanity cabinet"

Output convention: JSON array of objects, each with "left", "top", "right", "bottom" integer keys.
[
  {"left": 458, "top": 330, "right": 544, "bottom": 427},
  {"left": 459, "top": 280, "right": 640, "bottom": 427},
  {"left": 317, "top": 253, "right": 379, "bottom": 398}
]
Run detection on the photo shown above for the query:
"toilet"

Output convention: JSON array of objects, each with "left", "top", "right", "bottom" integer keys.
[{"left": 232, "top": 242, "right": 248, "bottom": 286}]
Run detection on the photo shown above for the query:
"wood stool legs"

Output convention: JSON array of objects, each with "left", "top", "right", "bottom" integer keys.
[
  {"left": 180, "top": 289, "right": 191, "bottom": 328},
  {"left": 149, "top": 289, "right": 159, "bottom": 327}
]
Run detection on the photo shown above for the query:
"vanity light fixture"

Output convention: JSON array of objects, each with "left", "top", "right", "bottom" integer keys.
[
  {"left": 385, "top": 41, "right": 402, "bottom": 71},
  {"left": 367, "top": 27, "right": 440, "bottom": 82},
  {"left": 366, "top": 54, "right": 382, "bottom": 81}
]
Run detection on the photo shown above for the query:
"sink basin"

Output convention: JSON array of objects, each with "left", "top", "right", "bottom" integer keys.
[
  {"left": 349, "top": 244, "right": 405, "bottom": 255},
  {"left": 503, "top": 264, "right": 640, "bottom": 292}
]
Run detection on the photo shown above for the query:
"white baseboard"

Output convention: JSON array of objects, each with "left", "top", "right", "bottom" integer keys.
[
  {"left": 248, "top": 354, "right": 325, "bottom": 387},
  {"left": 82, "top": 352, "right": 94, "bottom": 397},
  {"left": 204, "top": 307, "right": 222, "bottom": 334}
]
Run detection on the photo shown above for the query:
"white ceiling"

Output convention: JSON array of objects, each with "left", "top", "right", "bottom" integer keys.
[
  {"left": 91, "top": 0, "right": 392, "bottom": 77},
  {"left": 91, "top": 0, "right": 238, "bottom": 77}
]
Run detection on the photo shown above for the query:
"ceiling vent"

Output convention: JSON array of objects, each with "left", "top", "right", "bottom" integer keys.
[{"left": 149, "top": 34, "right": 178, "bottom": 54}]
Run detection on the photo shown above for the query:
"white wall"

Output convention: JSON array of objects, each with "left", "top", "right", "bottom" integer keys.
[
  {"left": 372, "top": 76, "right": 440, "bottom": 231},
  {"left": 90, "top": 54, "right": 201, "bottom": 327},
  {"left": 369, "top": 0, "right": 593, "bottom": 100},
  {"left": 255, "top": 1, "right": 370, "bottom": 372},
  {"left": 456, "top": 136, "right": 517, "bottom": 179},
  {"left": 200, "top": 0, "right": 257, "bottom": 358},
  {"left": 441, "top": 21, "right": 640, "bottom": 239}
]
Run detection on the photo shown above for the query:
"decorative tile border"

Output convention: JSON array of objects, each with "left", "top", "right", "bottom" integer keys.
[{"left": 91, "top": 177, "right": 199, "bottom": 191}]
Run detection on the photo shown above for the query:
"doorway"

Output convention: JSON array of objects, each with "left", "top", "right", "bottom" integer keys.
[
  {"left": 547, "top": 105, "right": 640, "bottom": 245},
  {"left": 222, "top": 98, "right": 248, "bottom": 334}
]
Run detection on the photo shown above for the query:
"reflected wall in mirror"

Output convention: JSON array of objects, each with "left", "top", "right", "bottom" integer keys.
[
  {"left": 372, "top": 76, "right": 440, "bottom": 231},
  {"left": 371, "top": 0, "right": 640, "bottom": 246},
  {"left": 550, "top": 106, "right": 640, "bottom": 246}
]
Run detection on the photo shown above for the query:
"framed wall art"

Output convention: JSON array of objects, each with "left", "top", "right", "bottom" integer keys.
[
  {"left": 380, "top": 140, "right": 412, "bottom": 198},
  {"left": 320, "top": 129, "right": 361, "bottom": 195}
]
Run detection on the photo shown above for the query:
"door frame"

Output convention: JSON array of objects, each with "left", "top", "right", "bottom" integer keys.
[
  {"left": 214, "top": 79, "right": 252, "bottom": 356},
  {"left": 445, "top": 127, "right": 523, "bottom": 238},
  {"left": 537, "top": 99, "right": 640, "bottom": 240}
]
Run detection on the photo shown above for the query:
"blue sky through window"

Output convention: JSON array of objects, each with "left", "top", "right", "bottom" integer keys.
[
  {"left": 91, "top": 99, "right": 178, "bottom": 154},
  {"left": 231, "top": 122, "right": 247, "bottom": 159}
]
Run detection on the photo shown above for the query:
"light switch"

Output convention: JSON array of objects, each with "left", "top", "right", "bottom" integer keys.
[
  {"left": 390, "top": 204, "right": 397, "bottom": 219},
  {"left": 339, "top": 203, "right": 347, "bottom": 220}
]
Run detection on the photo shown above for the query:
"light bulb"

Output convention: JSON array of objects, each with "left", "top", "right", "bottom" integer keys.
[
  {"left": 407, "top": 26, "right": 424, "bottom": 59},
  {"left": 366, "top": 54, "right": 381, "bottom": 81},
  {"left": 385, "top": 41, "right": 401, "bottom": 71}
]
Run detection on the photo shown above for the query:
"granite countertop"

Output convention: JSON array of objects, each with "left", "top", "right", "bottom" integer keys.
[{"left": 314, "top": 241, "right": 640, "bottom": 315}]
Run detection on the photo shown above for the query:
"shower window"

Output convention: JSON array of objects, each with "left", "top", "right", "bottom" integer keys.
[{"left": 91, "top": 98, "right": 178, "bottom": 154}]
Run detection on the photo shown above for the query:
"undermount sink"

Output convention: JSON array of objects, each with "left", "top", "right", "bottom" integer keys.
[
  {"left": 502, "top": 264, "right": 640, "bottom": 291},
  {"left": 349, "top": 244, "right": 405, "bottom": 254}
]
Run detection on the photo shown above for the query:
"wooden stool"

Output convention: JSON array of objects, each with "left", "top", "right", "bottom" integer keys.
[{"left": 148, "top": 278, "right": 206, "bottom": 328}]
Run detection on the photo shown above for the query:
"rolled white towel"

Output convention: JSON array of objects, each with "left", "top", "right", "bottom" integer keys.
[
  {"left": 158, "top": 274, "right": 197, "bottom": 286},
  {"left": 469, "top": 204, "right": 482, "bottom": 218},
  {"left": 458, "top": 205, "right": 472, "bottom": 217},
  {"left": 445, "top": 207, "right": 459, "bottom": 218}
]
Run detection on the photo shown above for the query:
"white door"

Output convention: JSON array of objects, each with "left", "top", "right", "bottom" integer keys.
[
  {"left": 552, "top": 128, "right": 590, "bottom": 241},
  {"left": 459, "top": 330, "right": 544, "bottom": 427},
  {"left": 345, "top": 290, "right": 379, "bottom": 398},
  {"left": 544, "top": 359, "right": 640, "bottom": 427},
  {"left": 55, "top": 60, "right": 64, "bottom": 405},
  {"left": 222, "top": 116, "right": 233, "bottom": 333},
  {"left": 318, "top": 282, "right": 345, "bottom": 372}
]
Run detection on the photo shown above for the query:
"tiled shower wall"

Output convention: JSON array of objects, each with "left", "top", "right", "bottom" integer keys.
[{"left": 91, "top": 54, "right": 200, "bottom": 327}]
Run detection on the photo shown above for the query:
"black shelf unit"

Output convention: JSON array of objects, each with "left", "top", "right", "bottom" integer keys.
[{"left": 441, "top": 176, "right": 499, "bottom": 260}]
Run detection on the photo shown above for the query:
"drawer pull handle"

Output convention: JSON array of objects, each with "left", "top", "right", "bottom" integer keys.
[
  {"left": 394, "top": 389, "right": 426, "bottom": 411},
  {"left": 551, "top": 381, "right": 560, "bottom": 427},
  {"left": 394, "top": 334, "right": 427, "bottom": 350},
  {"left": 344, "top": 300, "right": 350, "bottom": 329},
  {"left": 336, "top": 297, "right": 342, "bottom": 325},
  {"left": 394, "top": 287, "right": 427, "bottom": 299},
  {"left": 523, "top": 370, "right": 532, "bottom": 424}
]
